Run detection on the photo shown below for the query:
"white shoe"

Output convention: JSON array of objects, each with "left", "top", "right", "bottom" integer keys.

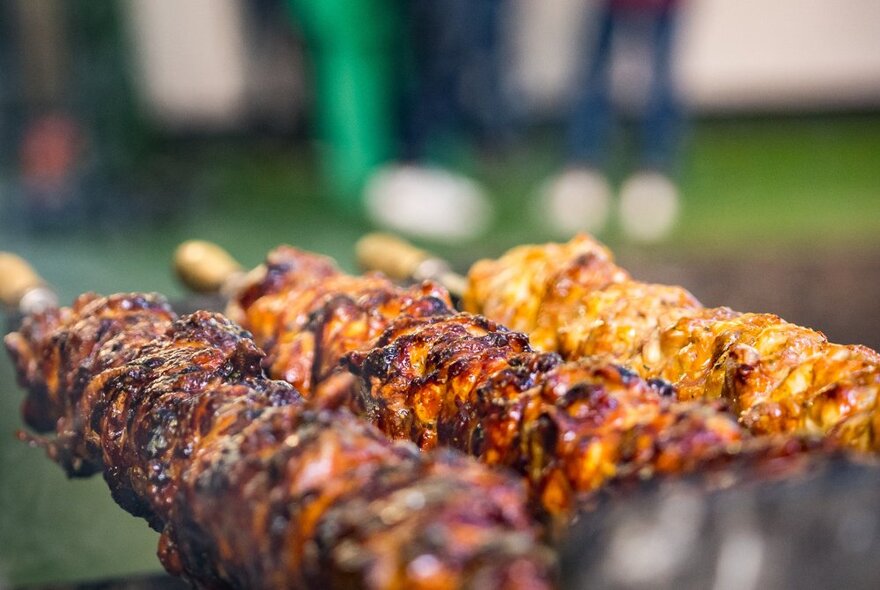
[
  {"left": 619, "top": 171, "right": 680, "bottom": 243},
  {"left": 363, "top": 164, "right": 493, "bottom": 243},
  {"left": 537, "top": 168, "right": 611, "bottom": 237}
]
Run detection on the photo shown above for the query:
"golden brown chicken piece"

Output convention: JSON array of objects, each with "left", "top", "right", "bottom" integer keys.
[
  {"left": 462, "top": 234, "right": 880, "bottom": 450},
  {"left": 344, "top": 313, "right": 825, "bottom": 516},
  {"left": 5, "top": 293, "right": 555, "bottom": 590},
  {"left": 231, "top": 246, "right": 822, "bottom": 517}
]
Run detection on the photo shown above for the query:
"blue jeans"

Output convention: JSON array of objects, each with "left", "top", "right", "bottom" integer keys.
[
  {"left": 567, "top": 3, "right": 682, "bottom": 173},
  {"left": 399, "top": 0, "right": 508, "bottom": 161}
]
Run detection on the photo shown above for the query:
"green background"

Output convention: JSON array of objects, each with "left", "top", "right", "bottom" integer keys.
[{"left": 1, "top": 114, "right": 880, "bottom": 586}]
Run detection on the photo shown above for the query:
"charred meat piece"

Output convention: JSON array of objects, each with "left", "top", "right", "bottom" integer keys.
[
  {"left": 344, "top": 314, "right": 823, "bottom": 516},
  {"left": 463, "top": 234, "right": 880, "bottom": 450},
  {"left": 6, "top": 293, "right": 554, "bottom": 590},
  {"left": 228, "top": 246, "right": 453, "bottom": 397}
]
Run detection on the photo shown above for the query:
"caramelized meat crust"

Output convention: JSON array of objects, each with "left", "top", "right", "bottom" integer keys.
[
  {"left": 6, "top": 293, "right": 554, "bottom": 590},
  {"left": 228, "top": 246, "right": 453, "bottom": 396},
  {"left": 231, "top": 247, "right": 822, "bottom": 517},
  {"left": 463, "top": 235, "right": 880, "bottom": 450},
  {"left": 345, "top": 314, "right": 826, "bottom": 516}
]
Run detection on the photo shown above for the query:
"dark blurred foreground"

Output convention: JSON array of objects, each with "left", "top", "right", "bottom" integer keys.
[
  {"left": 562, "top": 459, "right": 880, "bottom": 589},
  {"left": 14, "top": 458, "right": 880, "bottom": 589}
]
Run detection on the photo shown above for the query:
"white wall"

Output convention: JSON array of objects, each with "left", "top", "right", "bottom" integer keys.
[
  {"left": 512, "top": 0, "right": 880, "bottom": 114},
  {"left": 124, "top": 0, "right": 248, "bottom": 129},
  {"left": 679, "top": 0, "right": 880, "bottom": 111}
]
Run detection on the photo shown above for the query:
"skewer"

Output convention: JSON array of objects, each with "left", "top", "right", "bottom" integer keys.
[
  {"left": 173, "top": 239, "right": 249, "bottom": 297},
  {"left": 4, "top": 248, "right": 877, "bottom": 588},
  {"left": 0, "top": 252, "right": 58, "bottom": 314},
  {"left": 172, "top": 238, "right": 832, "bottom": 520},
  {"left": 6, "top": 247, "right": 556, "bottom": 588},
  {"left": 6, "top": 288, "right": 554, "bottom": 588},
  {"left": 1, "top": 240, "right": 406, "bottom": 314},
  {"left": 355, "top": 233, "right": 467, "bottom": 297},
  {"left": 359, "top": 233, "right": 880, "bottom": 451},
  {"left": 175, "top": 236, "right": 467, "bottom": 299}
]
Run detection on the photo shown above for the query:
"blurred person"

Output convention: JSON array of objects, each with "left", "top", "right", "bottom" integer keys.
[
  {"left": 18, "top": 112, "right": 86, "bottom": 228},
  {"left": 364, "top": 0, "right": 508, "bottom": 243},
  {"left": 2, "top": 0, "right": 86, "bottom": 229},
  {"left": 286, "top": 0, "right": 398, "bottom": 209},
  {"left": 539, "top": 0, "right": 684, "bottom": 242},
  {"left": 4, "top": 0, "right": 151, "bottom": 231}
]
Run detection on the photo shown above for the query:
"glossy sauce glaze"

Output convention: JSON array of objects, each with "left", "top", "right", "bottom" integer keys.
[
  {"left": 464, "top": 234, "right": 880, "bottom": 449},
  {"left": 6, "top": 293, "right": 554, "bottom": 590},
  {"left": 231, "top": 247, "right": 826, "bottom": 518}
]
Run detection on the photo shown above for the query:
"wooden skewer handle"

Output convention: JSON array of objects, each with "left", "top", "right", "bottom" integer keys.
[
  {"left": 0, "top": 252, "right": 42, "bottom": 307},
  {"left": 355, "top": 233, "right": 466, "bottom": 297},
  {"left": 0, "top": 252, "right": 57, "bottom": 313},
  {"left": 174, "top": 240, "right": 244, "bottom": 294},
  {"left": 355, "top": 233, "right": 434, "bottom": 281}
]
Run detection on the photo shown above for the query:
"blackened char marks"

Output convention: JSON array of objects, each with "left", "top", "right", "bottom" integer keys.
[{"left": 7, "top": 293, "right": 554, "bottom": 589}]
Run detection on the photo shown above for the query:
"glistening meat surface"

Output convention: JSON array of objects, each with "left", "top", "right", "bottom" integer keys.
[
  {"left": 463, "top": 234, "right": 880, "bottom": 449},
  {"left": 230, "top": 247, "right": 825, "bottom": 517},
  {"left": 5, "top": 293, "right": 554, "bottom": 590}
]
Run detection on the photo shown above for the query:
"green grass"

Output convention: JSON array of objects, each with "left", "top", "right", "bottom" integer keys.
[
  {"left": 1, "top": 113, "right": 879, "bottom": 586},
  {"left": 679, "top": 116, "right": 880, "bottom": 250},
  {"left": 471, "top": 115, "right": 880, "bottom": 256}
]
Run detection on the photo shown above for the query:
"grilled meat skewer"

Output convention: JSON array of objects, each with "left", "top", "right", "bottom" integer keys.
[
  {"left": 5, "top": 292, "right": 554, "bottom": 589},
  {"left": 218, "top": 245, "right": 822, "bottom": 517},
  {"left": 461, "top": 234, "right": 880, "bottom": 450},
  {"left": 355, "top": 233, "right": 880, "bottom": 451}
]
